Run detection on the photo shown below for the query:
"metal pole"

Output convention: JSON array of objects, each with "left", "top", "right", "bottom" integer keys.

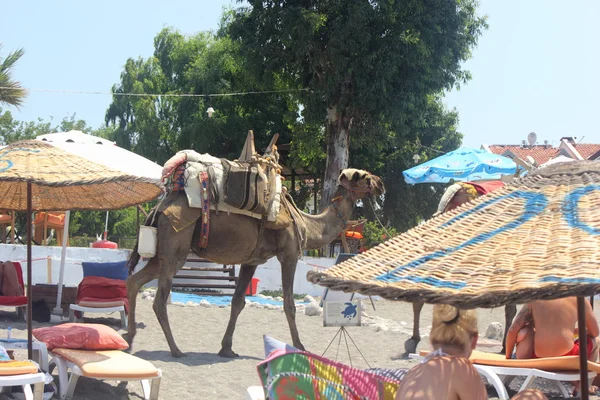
[
  {"left": 53, "top": 210, "right": 70, "bottom": 315},
  {"left": 26, "top": 182, "right": 33, "bottom": 360},
  {"left": 104, "top": 211, "right": 109, "bottom": 240},
  {"left": 577, "top": 296, "right": 590, "bottom": 400}
]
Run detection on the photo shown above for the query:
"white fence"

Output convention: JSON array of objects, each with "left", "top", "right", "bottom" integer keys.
[{"left": 0, "top": 243, "right": 337, "bottom": 296}]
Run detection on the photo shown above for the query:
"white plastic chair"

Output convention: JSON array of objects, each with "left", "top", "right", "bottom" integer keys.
[{"left": 68, "top": 303, "right": 127, "bottom": 328}]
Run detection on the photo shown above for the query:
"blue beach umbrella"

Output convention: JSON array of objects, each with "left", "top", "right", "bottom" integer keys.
[{"left": 402, "top": 147, "right": 517, "bottom": 184}]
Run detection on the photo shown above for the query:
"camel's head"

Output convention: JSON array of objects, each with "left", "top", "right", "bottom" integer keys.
[{"left": 338, "top": 168, "right": 385, "bottom": 199}]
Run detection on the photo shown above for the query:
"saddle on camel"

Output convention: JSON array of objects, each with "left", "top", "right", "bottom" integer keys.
[
  {"left": 158, "top": 132, "right": 292, "bottom": 255},
  {"left": 125, "top": 131, "right": 385, "bottom": 358}
]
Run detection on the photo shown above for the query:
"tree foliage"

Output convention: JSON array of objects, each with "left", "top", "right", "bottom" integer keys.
[
  {"left": 106, "top": 27, "right": 300, "bottom": 165},
  {"left": 229, "top": 0, "right": 487, "bottom": 208},
  {"left": 0, "top": 45, "right": 27, "bottom": 107}
]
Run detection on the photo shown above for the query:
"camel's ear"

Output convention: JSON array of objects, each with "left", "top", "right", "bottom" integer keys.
[{"left": 352, "top": 171, "right": 360, "bottom": 182}]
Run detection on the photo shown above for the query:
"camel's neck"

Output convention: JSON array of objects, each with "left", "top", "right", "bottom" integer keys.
[{"left": 300, "top": 192, "right": 355, "bottom": 250}]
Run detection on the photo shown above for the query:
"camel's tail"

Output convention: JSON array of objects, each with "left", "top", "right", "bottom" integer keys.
[{"left": 128, "top": 207, "right": 159, "bottom": 275}]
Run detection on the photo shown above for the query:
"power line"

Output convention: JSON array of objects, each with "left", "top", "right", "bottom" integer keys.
[{"left": 0, "top": 87, "right": 310, "bottom": 97}]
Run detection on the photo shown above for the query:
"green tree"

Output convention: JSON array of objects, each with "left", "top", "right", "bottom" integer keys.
[
  {"left": 0, "top": 108, "right": 53, "bottom": 145},
  {"left": 106, "top": 27, "right": 299, "bottom": 164},
  {"left": 229, "top": 0, "right": 487, "bottom": 209},
  {"left": 0, "top": 45, "right": 27, "bottom": 107},
  {"left": 352, "top": 96, "right": 463, "bottom": 232}
]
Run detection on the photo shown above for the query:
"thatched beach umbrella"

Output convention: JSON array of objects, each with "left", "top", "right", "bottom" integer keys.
[
  {"left": 308, "top": 160, "right": 600, "bottom": 399},
  {"left": 0, "top": 140, "right": 163, "bottom": 359}
]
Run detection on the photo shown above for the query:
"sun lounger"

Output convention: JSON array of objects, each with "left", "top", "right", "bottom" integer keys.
[
  {"left": 0, "top": 261, "right": 27, "bottom": 320},
  {"left": 48, "top": 348, "right": 161, "bottom": 400},
  {"left": 69, "top": 263, "right": 129, "bottom": 328},
  {"left": 0, "top": 360, "right": 45, "bottom": 400},
  {"left": 0, "top": 339, "right": 48, "bottom": 371},
  {"left": 413, "top": 350, "right": 600, "bottom": 399}
]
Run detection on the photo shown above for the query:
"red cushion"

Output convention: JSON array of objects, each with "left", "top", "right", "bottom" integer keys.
[
  {"left": 0, "top": 262, "right": 26, "bottom": 305},
  {"left": 0, "top": 296, "right": 27, "bottom": 306},
  {"left": 33, "top": 323, "right": 129, "bottom": 351}
]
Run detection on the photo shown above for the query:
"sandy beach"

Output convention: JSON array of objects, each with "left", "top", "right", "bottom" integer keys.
[{"left": 0, "top": 295, "right": 598, "bottom": 399}]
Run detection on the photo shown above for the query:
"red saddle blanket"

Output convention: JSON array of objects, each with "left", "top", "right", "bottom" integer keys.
[{"left": 76, "top": 276, "right": 129, "bottom": 313}]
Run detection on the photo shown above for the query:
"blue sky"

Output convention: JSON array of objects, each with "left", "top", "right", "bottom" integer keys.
[{"left": 2, "top": 0, "right": 599, "bottom": 148}]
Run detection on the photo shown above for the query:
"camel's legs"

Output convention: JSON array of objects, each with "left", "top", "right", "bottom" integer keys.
[
  {"left": 153, "top": 252, "right": 188, "bottom": 358},
  {"left": 405, "top": 302, "right": 424, "bottom": 354},
  {"left": 279, "top": 256, "right": 305, "bottom": 351},
  {"left": 218, "top": 264, "right": 258, "bottom": 358},
  {"left": 123, "top": 258, "right": 160, "bottom": 347},
  {"left": 502, "top": 304, "right": 517, "bottom": 354}
]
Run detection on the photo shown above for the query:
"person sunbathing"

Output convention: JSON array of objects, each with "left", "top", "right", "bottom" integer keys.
[
  {"left": 505, "top": 297, "right": 599, "bottom": 361},
  {"left": 396, "top": 304, "right": 548, "bottom": 400},
  {"left": 0, "top": 261, "right": 23, "bottom": 297}
]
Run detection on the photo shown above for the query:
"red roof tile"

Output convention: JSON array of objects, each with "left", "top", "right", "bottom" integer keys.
[
  {"left": 488, "top": 145, "right": 559, "bottom": 165},
  {"left": 575, "top": 144, "right": 600, "bottom": 159},
  {"left": 488, "top": 143, "right": 600, "bottom": 165}
]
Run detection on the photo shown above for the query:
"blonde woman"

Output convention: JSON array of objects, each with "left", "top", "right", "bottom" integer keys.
[{"left": 396, "top": 304, "right": 547, "bottom": 400}]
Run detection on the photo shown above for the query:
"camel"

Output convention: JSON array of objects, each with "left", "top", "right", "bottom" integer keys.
[
  {"left": 125, "top": 168, "right": 385, "bottom": 358},
  {"left": 404, "top": 181, "right": 517, "bottom": 355}
]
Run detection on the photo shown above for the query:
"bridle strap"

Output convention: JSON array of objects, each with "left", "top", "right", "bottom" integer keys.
[{"left": 331, "top": 178, "right": 373, "bottom": 228}]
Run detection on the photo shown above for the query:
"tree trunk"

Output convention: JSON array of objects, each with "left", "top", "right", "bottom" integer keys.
[{"left": 320, "top": 107, "right": 351, "bottom": 212}]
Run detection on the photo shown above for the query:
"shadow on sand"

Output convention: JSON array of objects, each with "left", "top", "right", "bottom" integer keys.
[{"left": 132, "top": 350, "right": 262, "bottom": 366}]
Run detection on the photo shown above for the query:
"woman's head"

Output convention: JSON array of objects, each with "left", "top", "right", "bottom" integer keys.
[{"left": 430, "top": 304, "right": 478, "bottom": 356}]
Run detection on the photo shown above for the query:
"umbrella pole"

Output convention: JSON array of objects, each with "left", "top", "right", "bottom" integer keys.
[
  {"left": 577, "top": 296, "right": 590, "bottom": 400},
  {"left": 104, "top": 211, "right": 109, "bottom": 241},
  {"left": 26, "top": 182, "right": 33, "bottom": 360},
  {"left": 53, "top": 210, "right": 70, "bottom": 315}
]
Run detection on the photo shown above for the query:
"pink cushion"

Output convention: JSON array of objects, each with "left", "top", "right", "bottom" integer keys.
[{"left": 33, "top": 323, "right": 129, "bottom": 351}]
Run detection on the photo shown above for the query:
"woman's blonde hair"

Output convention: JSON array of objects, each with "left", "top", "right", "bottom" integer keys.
[{"left": 430, "top": 304, "right": 478, "bottom": 351}]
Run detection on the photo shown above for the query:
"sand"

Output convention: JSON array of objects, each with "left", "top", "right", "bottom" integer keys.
[{"left": 0, "top": 296, "right": 599, "bottom": 399}]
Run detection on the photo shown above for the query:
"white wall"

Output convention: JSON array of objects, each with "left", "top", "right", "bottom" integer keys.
[
  {"left": 250, "top": 256, "right": 336, "bottom": 296},
  {"left": 0, "top": 243, "right": 131, "bottom": 287},
  {"left": 0, "top": 243, "right": 337, "bottom": 296}
]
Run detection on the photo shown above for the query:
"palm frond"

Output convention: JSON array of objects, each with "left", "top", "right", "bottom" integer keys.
[
  {"left": 0, "top": 44, "right": 27, "bottom": 107},
  {"left": 0, "top": 48, "right": 25, "bottom": 73}
]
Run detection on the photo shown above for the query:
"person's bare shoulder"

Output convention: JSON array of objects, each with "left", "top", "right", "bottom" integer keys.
[{"left": 452, "top": 358, "right": 487, "bottom": 400}]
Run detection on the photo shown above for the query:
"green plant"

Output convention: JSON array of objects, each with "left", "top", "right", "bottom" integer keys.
[
  {"left": 362, "top": 221, "right": 398, "bottom": 249},
  {"left": 259, "top": 289, "right": 307, "bottom": 300}
]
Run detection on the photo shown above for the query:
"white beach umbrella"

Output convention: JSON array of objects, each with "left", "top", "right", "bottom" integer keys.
[{"left": 35, "top": 131, "right": 163, "bottom": 314}]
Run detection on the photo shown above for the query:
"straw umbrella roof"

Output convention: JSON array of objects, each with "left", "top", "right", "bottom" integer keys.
[
  {"left": 308, "top": 160, "right": 600, "bottom": 309},
  {"left": 0, "top": 140, "right": 163, "bottom": 211}
]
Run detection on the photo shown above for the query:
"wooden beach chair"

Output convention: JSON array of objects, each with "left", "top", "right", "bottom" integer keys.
[
  {"left": 413, "top": 350, "right": 600, "bottom": 399},
  {"left": 48, "top": 349, "right": 161, "bottom": 400}
]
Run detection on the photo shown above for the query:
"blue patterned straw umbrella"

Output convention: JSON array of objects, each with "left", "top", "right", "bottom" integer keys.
[
  {"left": 403, "top": 147, "right": 518, "bottom": 184},
  {"left": 310, "top": 160, "right": 600, "bottom": 400}
]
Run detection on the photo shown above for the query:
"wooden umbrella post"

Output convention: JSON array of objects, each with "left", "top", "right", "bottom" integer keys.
[
  {"left": 577, "top": 296, "right": 590, "bottom": 400},
  {"left": 26, "top": 182, "right": 33, "bottom": 360}
]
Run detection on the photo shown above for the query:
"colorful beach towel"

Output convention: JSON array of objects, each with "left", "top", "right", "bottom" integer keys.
[{"left": 257, "top": 349, "right": 401, "bottom": 400}]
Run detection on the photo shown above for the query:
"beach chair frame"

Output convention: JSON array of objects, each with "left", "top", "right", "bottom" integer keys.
[
  {"left": 0, "top": 372, "right": 46, "bottom": 400},
  {"left": 68, "top": 303, "right": 128, "bottom": 328}
]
